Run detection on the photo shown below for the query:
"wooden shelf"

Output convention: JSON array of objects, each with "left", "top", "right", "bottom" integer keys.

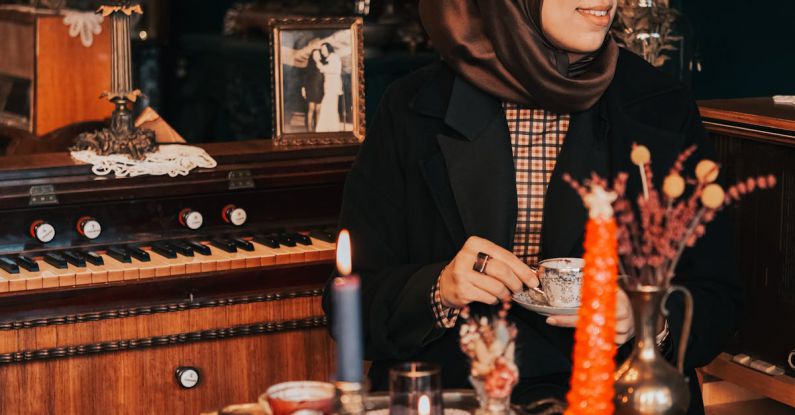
[{"left": 701, "top": 353, "right": 795, "bottom": 408}]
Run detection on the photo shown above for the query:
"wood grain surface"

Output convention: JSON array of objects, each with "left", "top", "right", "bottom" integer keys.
[{"left": 34, "top": 15, "right": 112, "bottom": 135}]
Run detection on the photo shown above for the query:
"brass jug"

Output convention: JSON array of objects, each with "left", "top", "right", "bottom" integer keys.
[{"left": 614, "top": 282, "right": 693, "bottom": 415}]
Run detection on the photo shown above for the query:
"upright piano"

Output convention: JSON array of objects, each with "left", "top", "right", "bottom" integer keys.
[
  {"left": 0, "top": 141, "right": 357, "bottom": 414},
  {"left": 699, "top": 98, "right": 795, "bottom": 408}
]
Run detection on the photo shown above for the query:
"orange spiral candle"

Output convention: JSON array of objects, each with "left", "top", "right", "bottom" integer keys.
[{"left": 564, "top": 185, "right": 619, "bottom": 415}]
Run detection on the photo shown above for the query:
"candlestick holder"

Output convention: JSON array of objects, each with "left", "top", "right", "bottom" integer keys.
[
  {"left": 335, "top": 381, "right": 366, "bottom": 415},
  {"left": 71, "top": 0, "right": 156, "bottom": 161}
]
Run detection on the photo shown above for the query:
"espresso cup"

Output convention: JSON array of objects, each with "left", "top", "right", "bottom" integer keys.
[
  {"left": 789, "top": 349, "right": 795, "bottom": 370},
  {"left": 537, "top": 258, "right": 584, "bottom": 308}
]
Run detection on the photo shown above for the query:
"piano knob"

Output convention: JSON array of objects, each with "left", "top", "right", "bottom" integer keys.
[
  {"left": 76, "top": 216, "right": 102, "bottom": 240},
  {"left": 222, "top": 204, "right": 247, "bottom": 226},
  {"left": 30, "top": 220, "right": 56, "bottom": 243},
  {"left": 179, "top": 208, "right": 204, "bottom": 230}
]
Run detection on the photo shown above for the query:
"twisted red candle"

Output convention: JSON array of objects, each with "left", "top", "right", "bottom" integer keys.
[{"left": 564, "top": 217, "right": 618, "bottom": 415}]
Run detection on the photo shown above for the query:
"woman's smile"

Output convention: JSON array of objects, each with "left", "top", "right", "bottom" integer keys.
[{"left": 575, "top": 4, "right": 614, "bottom": 28}]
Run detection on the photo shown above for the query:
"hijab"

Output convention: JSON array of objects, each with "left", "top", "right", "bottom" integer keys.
[{"left": 419, "top": 0, "right": 619, "bottom": 113}]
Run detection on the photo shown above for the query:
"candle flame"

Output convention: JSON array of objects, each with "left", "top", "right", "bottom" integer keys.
[
  {"left": 418, "top": 395, "right": 430, "bottom": 415},
  {"left": 336, "top": 229, "right": 352, "bottom": 276}
]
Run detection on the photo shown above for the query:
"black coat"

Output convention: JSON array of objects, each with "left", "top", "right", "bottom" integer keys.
[{"left": 323, "top": 50, "right": 741, "bottom": 415}]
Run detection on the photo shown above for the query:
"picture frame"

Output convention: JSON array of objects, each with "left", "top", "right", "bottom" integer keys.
[{"left": 269, "top": 17, "right": 365, "bottom": 145}]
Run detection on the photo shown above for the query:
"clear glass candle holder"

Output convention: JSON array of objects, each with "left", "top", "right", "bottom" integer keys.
[{"left": 389, "top": 362, "right": 443, "bottom": 415}]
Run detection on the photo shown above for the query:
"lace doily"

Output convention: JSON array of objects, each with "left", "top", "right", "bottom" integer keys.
[
  {"left": 62, "top": 10, "right": 104, "bottom": 48},
  {"left": 71, "top": 144, "right": 218, "bottom": 177}
]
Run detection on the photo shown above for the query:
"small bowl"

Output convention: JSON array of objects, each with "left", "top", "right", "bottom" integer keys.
[{"left": 258, "top": 381, "right": 336, "bottom": 415}]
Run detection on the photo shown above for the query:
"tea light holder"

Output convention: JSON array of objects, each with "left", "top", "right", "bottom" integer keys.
[{"left": 389, "top": 362, "right": 443, "bottom": 415}]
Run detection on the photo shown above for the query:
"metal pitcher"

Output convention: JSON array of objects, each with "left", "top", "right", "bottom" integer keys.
[{"left": 614, "top": 281, "right": 694, "bottom": 415}]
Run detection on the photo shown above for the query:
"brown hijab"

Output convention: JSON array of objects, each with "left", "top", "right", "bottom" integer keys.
[{"left": 419, "top": 0, "right": 618, "bottom": 113}]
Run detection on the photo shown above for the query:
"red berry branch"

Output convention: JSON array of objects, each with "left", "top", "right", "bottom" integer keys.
[{"left": 565, "top": 145, "right": 777, "bottom": 287}]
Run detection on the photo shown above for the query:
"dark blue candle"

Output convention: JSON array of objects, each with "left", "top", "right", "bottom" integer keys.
[{"left": 333, "top": 230, "right": 364, "bottom": 383}]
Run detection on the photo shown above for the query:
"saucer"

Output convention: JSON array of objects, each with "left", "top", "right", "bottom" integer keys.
[{"left": 512, "top": 291, "right": 579, "bottom": 317}]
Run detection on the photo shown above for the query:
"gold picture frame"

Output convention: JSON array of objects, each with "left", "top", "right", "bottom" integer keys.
[{"left": 270, "top": 17, "right": 365, "bottom": 145}]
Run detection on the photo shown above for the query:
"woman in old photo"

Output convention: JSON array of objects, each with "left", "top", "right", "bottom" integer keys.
[
  {"left": 316, "top": 42, "right": 344, "bottom": 132},
  {"left": 302, "top": 49, "right": 324, "bottom": 132}
]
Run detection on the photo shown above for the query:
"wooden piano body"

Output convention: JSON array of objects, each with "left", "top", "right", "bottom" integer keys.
[
  {"left": 699, "top": 98, "right": 795, "bottom": 408},
  {"left": 0, "top": 142, "right": 357, "bottom": 414}
]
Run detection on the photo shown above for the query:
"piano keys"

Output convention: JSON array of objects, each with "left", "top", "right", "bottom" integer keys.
[{"left": 0, "top": 233, "right": 338, "bottom": 293}]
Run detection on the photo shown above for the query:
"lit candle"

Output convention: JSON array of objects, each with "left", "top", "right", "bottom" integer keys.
[
  {"left": 417, "top": 395, "right": 430, "bottom": 415},
  {"left": 332, "top": 230, "right": 364, "bottom": 383}
]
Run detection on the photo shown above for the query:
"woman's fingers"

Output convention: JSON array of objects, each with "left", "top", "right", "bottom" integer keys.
[
  {"left": 467, "top": 270, "right": 511, "bottom": 301},
  {"left": 482, "top": 257, "right": 524, "bottom": 293},
  {"left": 463, "top": 284, "right": 500, "bottom": 305},
  {"left": 546, "top": 313, "right": 635, "bottom": 345},
  {"left": 546, "top": 315, "right": 578, "bottom": 327},
  {"left": 466, "top": 237, "right": 539, "bottom": 288}
]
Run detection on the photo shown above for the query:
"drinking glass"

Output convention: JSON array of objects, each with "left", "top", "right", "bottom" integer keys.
[{"left": 389, "top": 362, "right": 443, "bottom": 415}]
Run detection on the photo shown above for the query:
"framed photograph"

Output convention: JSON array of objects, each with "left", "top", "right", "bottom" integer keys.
[{"left": 270, "top": 17, "right": 365, "bottom": 145}]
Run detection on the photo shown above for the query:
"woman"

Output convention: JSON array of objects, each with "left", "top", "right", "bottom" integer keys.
[
  {"left": 323, "top": 1, "right": 740, "bottom": 414},
  {"left": 315, "top": 43, "right": 344, "bottom": 132},
  {"left": 302, "top": 49, "right": 324, "bottom": 132}
]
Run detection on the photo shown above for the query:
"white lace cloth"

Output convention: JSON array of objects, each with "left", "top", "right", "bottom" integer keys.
[
  {"left": 71, "top": 145, "right": 218, "bottom": 177},
  {"left": 62, "top": 10, "right": 104, "bottom": 48}
]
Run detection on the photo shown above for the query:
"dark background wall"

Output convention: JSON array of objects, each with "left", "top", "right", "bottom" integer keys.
[
  {"left": 132, "top": 0, "right": 795, "bottom": 141},
  {"left": 680, "top": 0, "right": 795, "bottom": 99}
]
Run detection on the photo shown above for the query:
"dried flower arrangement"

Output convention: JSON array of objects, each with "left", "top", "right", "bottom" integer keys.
[
  {"left": 459, "top": 302, "right": 519, "bottom": 413},
  {"left": 564, "top": 144, "right": 777, "bottom": 287},
  {"left": 611, "top": 0, "right": 681, "bottom": 67}
]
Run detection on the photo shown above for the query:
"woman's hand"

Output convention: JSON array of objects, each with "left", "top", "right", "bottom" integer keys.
[
  {"left": 545, "top": 288, "right": 634, "bottom": 345},
  {"left": 439, "top": 236, "right": 539, "bottom": 309}
]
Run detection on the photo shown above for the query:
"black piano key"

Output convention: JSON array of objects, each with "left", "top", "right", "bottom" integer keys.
[
  {"left": 126, "top": 246, "right": 150, "bottom": 262},
  {"left": 211, "top": 238, "right": 237, "bottom": 253},
  {"left": 292, "top": 233, "right": 313, "bottom": 246},
  {"left": 184, "top": 241, "right": 211, "bottom": 256},
  {"left": 62, "top": 251, "right": 86, "bottom": 267},
  {"left": 15, "top": 255, "right": 39, "bottom": 272},
  {"left": 170, "top": 241, "right": 195, "bottom": 257},
  {"left": 79, "top": 250, "right": 104, "bottom": 266},
  {"left": 43, "top": 252, "right": 68, "bottom": 269},
  {"left": 231, "top": 238, "right": 254, "bottom": 252},
  {"left": 253, "top": 234, "right": 279, "bottom": 249},
  {"left": 0, "top": 257, "right": 19, "bottom": 274},
  {"left": 151, "top": 242, "right": 177, "bottom": 259},
  {"left": 277, "top": 233, "right": 296, "bottom": 247},
  {"left": 309, "top": 229, "right": 336, "bottom": 243},
  {"left": 107, "top": 246, "right": 131, "bottom": 263}
]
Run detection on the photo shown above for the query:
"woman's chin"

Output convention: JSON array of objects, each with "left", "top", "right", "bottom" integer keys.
[{"left": 558, "top": 38, "right": 608, "bottom": 55}]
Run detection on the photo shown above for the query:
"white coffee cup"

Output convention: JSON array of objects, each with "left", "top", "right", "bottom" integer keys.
[{"left": 537, "top": 258, "right": 584, "bottom": 308}]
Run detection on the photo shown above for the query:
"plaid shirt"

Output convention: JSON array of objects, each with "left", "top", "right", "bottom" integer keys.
[{"left": 431, "top": 103, "right": 570, "bottom": 328}]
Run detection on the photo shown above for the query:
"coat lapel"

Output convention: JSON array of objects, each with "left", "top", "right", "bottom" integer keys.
[
  {"left": 540, "top": 102, "right": 610, "bottom": 259},
  {"left": 418, "top": 75, "right": 517, "bottom": 249}
]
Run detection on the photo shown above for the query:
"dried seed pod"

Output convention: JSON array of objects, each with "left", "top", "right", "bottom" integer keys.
[
  {"left": 695, "top": 160, "right": 720, "bottom": 183},
  {"left": 737, "top": 182, "right": 748, "bottom": 194},
  {"left": 746, "top": 178, "right": 756, "bottom": 192},
  {"left": 701, "top": 184, "right": 725, "bottom": 209},
  {"left": 631, "top": 144, "right": 651, "bottom": 166},
  {"left": 663, "top": 174, "right": 686, "bottom": 198}
]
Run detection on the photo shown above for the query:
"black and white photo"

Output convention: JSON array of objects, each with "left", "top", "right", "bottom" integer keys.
[{"left": 270, "top": 18, "right": 364, "bottom": 145}]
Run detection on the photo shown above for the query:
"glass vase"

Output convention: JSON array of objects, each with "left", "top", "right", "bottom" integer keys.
[{"left": 469, "top": 376, "right": 512, "bottom": 415}]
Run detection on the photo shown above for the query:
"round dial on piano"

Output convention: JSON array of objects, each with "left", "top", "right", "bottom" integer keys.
[
  {"left": 222, "top": 205, "right": 247, "bottom": 226},
  {"left": 30, "top": 220, "right": 55, "bottom": 243},
  {"left": 179, "top": 209, "right": 204, "bottom": 230},
  {"left": 77, "top": 216, "right": 102, "bottom": 240}
]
